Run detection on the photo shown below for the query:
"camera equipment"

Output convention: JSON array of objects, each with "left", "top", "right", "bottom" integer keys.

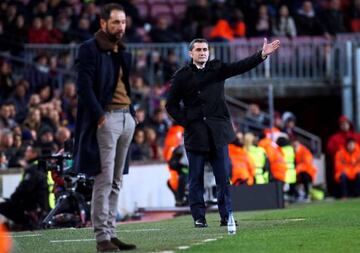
[{"left": 40, "top": 141, "right": 93, "bottom": 229}]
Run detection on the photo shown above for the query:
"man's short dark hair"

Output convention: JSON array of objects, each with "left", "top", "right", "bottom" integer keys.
[
  {"left": 189, "top": 38, "right": 209, "bottom": 51},
  {"left": 100, "top": 3, "right": 125, "bottom": 20}
]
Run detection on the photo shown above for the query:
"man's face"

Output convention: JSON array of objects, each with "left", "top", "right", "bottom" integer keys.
[
  {"left": 101, "top": 9, "right": 126, "bottom": 41},
  {"left": 25, "top": 146, "right": 36, "bottom": 161},
  {"left": 346, "top": 141, "right": 356, "bottom": 152},
  {"left": 0, "top": 106, "right": 10, "bottom": 118},
  {"left": 303, "top": 1, "right": 312, "bottom": 13},
  {"left": 340, "top": 121, "right": 350, "bottom": 132},
  {"left": 189, "top": 42, "right": 209, "bottom": 65}
]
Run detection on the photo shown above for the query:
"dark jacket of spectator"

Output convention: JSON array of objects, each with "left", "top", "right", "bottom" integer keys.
[
  {"left": 320, "top": 4, "right": 347, "bottom": 35},
  {"left": 295, "top": 1, "right": 325, "bottom": 36},
  {"left": 0, "top": 61, "right": 15, "bottom": 102}
]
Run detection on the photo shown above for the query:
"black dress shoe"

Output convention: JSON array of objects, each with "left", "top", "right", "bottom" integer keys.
[
  {"left": 194, "top": 219, "right": 208, "bottom": 228},
  {"left": 96, "top": 240, "right": 119, "bottom": 252},
  {"left": 220, "top": 218, "right": 239, "bottom": 227},
  {"left": 110, "top": 237, "right": 136, "bottom": 250}
]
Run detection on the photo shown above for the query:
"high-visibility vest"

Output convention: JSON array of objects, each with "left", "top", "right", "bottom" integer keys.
[
  {"left": 23, "top": 161, "right": 56, "bottom": 210},
  {"left": 47, "top": 171, "right": 55, "bottom": 209},
  {"left": 228, "top": 144, "right": 255, "bottom": 185},
  {"left": 295, "top": 144, "right": 317, "bottom": 181},
  {"left": 281, "top": 145, "right": 296, "bottom": 184},
  {"left": 258, "top": 137, "right": 287, "bottom": 182},
  {"left": 247, "top": 145, "right": 269, "bottom": 184},
  {"left": 334, "top": 143, "right": 360, "bottom": 182}
]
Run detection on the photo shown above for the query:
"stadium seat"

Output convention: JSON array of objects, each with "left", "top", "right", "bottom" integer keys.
[
  {"left": 172, "top": 0, "right": 187, "bottom": 3},
  {"left": 147, "top": 0, "right": 169, "bottom": 4},
  {"left": 150, "top": 4, "right": 172, "bottom": 18},
  {"left": 172, "top": 4, "right": 187, "bottom": 18},
  {"left": 137, "top": 3, "right": 149, "bottom": 19}
]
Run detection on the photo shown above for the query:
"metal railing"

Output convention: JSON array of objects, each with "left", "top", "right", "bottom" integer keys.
[
  {"left": 225, "top": 95, "right": 322, "bottom": 157},
  {"left": 22, "top": 34, "right": 360, "bottom": 86}
]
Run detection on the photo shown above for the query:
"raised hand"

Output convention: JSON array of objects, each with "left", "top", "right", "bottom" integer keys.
[{"left": 262, "top": 38, "right": 280, "bottom": 58}]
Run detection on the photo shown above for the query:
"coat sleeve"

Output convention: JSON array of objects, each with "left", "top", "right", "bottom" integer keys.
[
  {"left": 76, "top": 43, "right": 104, "bottom": 122},
  {"left": 218, "top": 51, "right": 265, "bottom": 80},
  {"left": 10, "top": 168, "right": 39, "bottom": 203},
  {"left": 165, "top": 73, "right": 187, "bottom": 127}
]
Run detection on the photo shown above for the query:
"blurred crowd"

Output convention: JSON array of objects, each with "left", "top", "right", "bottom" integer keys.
[{"left": 1, "top": 0, "right": 360, "bottom": 52}]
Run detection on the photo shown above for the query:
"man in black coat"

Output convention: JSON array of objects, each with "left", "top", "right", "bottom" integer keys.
[
  {"left": 166, "top": 38, "right": 280, "bottom": 227},
  {"left": 73, "top": 3, "right": 136, "bottom": 252}
]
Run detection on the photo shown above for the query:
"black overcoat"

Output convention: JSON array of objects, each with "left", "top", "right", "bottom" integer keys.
[
  {"left": 73, "top": 38, "right": 134, "bottom": 176},
  {"left": 166, "top": 51, "right": 264, "bottom": 152}
]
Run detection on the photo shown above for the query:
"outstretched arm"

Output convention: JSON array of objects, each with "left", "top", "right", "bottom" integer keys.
[{"left": 219, "top": 38, "right": 280, "bottom": 80}]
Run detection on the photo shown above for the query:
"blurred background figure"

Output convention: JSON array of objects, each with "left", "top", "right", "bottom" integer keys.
[
  {"left": 334, "top": 137, "right": 360, "bottom": 198},
  {"left": 327, "top": 116, "right": 360, "bottom": 196},
  {"left": 272, "top": 5, "right": 297, "bottom": 38},
  {"left": 292, "top": 139, "right": 317, "bottom": 202},
  {"left": 0, "top": 145, "right": 49, "bottom": 230},
  {"left": 228, "top": 132, "right": 255, "bottom": 186},
  {"left": 282, "top": 111, "right": 297, "bottom": 140},
  {"left": 243, "top": 132, "right": 270, "bottom": 184}
]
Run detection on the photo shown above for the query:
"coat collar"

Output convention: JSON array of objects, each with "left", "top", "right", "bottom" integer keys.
[
  {"left": 94, "top": 29, "right": 125, "bottom": 52},
  {"left": 188, "top": 59, "right": 220, "bottom": 72}
]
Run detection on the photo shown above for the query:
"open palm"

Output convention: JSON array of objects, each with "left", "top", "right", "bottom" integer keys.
[{"left": 262, "top": 38, "right": 280, "bottom": 57}]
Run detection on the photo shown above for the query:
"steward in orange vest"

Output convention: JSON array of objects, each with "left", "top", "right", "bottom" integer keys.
[
  {"left": 292, "top": 139, "right": 317, "bottom": 200},
  {"left": 163, "top": 125, "right": 185, "bottom": 201},
  {"left": 258, "top": 135, "right": 287, "bottom": 183},
  {"left": 334, "top": 137, "right": 360, "bottom": 197},
  {"left": 228, "top": 142, "right": 255, "bottom": 186}
]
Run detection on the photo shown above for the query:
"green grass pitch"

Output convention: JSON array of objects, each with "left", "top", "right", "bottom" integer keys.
[{"left": 10, "top": 199, "right": 360, "bottom": 253}]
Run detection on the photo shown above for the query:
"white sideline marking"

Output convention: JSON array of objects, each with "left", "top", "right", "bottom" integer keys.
[
  {"left": 50, "top": 239, "right": 95, "bottom": 243},
  {"left": 249, "top": 218, "right": 306, "bottom": 222},
  {"left": 284, "top": 218, "right": 306, "bottom": 222},
  {"left": 1, "top": 234, "right": 42, "bottom": 238},
  {"left": 203, "top": 238, "right": 218, "bottom": 242},
  {"left": 178, "top": 246, "right": 190, "bottom": 250},
  {"left": 121, "top": 228, "right": 161, "bottom": 232},
  {"left": 52, "top": 227, "right": 161, "bottom": 232},
  {"left": 157, "top": 251, "right": 174, "bottom": 253}
]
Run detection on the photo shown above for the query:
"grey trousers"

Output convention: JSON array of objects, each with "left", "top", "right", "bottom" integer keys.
[{"left": 92, "top": 111, "right": 135, "bottom": 242}]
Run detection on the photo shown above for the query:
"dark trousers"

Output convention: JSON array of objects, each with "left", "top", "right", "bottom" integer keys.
[
  {"left": 298, "top": 172, "right": 312, "bottom": 198},
  {"left": 338, "top": 173, "right": 360, "bottom": 198},
  {"left": 186, "top": 146, "right": 232, "bottom": 221},
  {"left": 0, "top": 201, "right": 39, "bottom": 230}
]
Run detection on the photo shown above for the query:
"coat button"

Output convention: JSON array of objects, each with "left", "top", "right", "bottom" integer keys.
[
  {"left": 198, "top": 91, "right": 201, "bottom": 94},
  {"left": 203, "top": 116, "right": 207, "bottom": 120},
  {"left": 107, "top": 52, "right": 111, "bottom": 55}
]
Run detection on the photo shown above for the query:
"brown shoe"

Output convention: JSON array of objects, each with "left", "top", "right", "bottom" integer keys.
[
  {"left": 96, "top": 240, "right": 119, "bottom": 252},
  {"left": 111, "top": 237, "right": 136, "bottom": 250}
]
